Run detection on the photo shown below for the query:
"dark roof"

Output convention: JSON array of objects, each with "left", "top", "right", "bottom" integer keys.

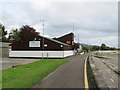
[
  {"left": 41, "top": 36, "right": 70, "bottom": 46},
  {"left": 52, "top": 32, "right": 74, "bottom": 46}
]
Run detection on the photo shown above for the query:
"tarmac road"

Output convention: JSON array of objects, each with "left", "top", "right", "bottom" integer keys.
[
  {"left": 32, "top": 54, "right": 89, "bottom": 88},
  {"left": 1, "top": 57, "right": 40, "bottom": 71}
]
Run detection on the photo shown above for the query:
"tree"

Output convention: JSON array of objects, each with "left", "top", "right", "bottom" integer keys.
[
  {"left": 109, "top": 47, "right": 117, "bottom": 50},
  {"left": 0, "top": 23, "right": 8, "bottom": 42},
  {"left": 101, "top": 43, "right": 108, "bottom": 50},
  {"left": 8, "top": 29, "right": 20, "bottom": 43},
  {"left": 19, "top": 25, "right": 39, "bottom": 41},
  {"left": 92, "top": 46, "right": 100, "bottom": 51},
  {"left": 82, "top": 45, "right": 89, "bottom": 52}
]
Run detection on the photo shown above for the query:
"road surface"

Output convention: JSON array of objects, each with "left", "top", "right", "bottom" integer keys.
[
  {"left": 32, "top": 54, "right": 88, "bottom": 88},
  {"left": 1, "top": 57, "right": 40, "bottom": 71}
]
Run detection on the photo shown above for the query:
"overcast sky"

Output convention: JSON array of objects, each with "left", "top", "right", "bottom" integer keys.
[{"left": 0, "top": 0, "right": 118, "bottom": 47}]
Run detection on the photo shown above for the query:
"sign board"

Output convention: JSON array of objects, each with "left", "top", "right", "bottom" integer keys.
[
  {"left": 66, "top": 41, "right": 71, "bottom": 44},
  {"left": 44, "top": 44, "right": 47, "bottom": 47},
  {"left": 29, "top": 41, "right": 40, "bottom": 47}
]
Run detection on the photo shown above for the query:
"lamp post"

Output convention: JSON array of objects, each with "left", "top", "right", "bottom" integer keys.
[
  {"left": 40, "top": 19, "right": 47, "bottom": 50},
  {"left": 73, "top": 22, "right": 75, "bottom": 32},
  {"left": 78, "top": 34, "right": 79, "bottom": 43}
]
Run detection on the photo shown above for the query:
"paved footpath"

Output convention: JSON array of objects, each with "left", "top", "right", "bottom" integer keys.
[
  {"left": 90, "top": 55, "right": 118, "bottom": 88},
  {"left": 32, "top": 54, "right": 88, "bottom": 88}
]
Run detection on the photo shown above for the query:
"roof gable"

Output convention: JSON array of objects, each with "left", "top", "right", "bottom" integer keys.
[{"left": 40, "top": 36, "right": 70, "bottom": 46}]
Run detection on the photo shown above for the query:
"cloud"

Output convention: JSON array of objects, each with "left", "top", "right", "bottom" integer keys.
[
  {"left": 1, "top": 1, "right": 118, "bottom": 47},
  {"left": 29, "top": 0, "right": 51, "bottom": 11}
]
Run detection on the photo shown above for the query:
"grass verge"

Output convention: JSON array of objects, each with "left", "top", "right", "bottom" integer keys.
[
  {"left": 0, "top": 71, "right": 2, "bottom": 90},
  {"left": 2, "top": 59, "right": 68, "bottom": 88},
  {"left": 114, "top": 70, "right": 120, "bottom": 75},
  {"left": 95, "top": 53, "right": 117, "bottom": 57},
  {"left": 87, "top": 57, "right": 98, "bottom": 89}
]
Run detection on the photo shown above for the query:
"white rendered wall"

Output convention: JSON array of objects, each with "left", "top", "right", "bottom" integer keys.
[
  {"left": 9, "top": 50, "right": 74, "bottom": 58},
  {"left": 64, "top": 50, "right": 74, "bottom": 57}
]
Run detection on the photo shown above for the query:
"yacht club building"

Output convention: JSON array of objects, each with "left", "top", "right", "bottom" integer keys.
[{"left": 9, "top": 33, "right": 80, "bottom": 58}]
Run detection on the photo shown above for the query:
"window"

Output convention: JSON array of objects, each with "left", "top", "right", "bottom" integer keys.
[
  {"left": 66, "top": 41, "right": 71, "bottom": 44},
  {"left": 44, "top": 44, "right": 48, "bottom": 47}
]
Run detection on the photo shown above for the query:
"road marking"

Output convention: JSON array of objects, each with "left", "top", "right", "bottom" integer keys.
[{"left": 84, "top": 55, "right": 89, "bottom": 89}]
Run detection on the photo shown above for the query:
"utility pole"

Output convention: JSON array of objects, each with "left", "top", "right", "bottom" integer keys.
[
  {"left": 73, "top": 22, "right": 75, "bottom": 32},
  {"left": 40, "top": 19, "right": 47, "bottom": 50},
  {"left": 73, "top": 22, "right": 76, "bottom": 42},
  {"left": 78, "top": 34, "right": 79, "bottom": 43}
]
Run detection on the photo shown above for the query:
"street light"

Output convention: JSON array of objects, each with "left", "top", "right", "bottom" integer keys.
[
  {"left": 40, "top": 19, "right": 47, "bottom": 50},
  {"left": 78, "top": 34, "right": 79, "bottom": 43},
  {"left": 73, "top": 22, "right": 75, "bottom": 32}
]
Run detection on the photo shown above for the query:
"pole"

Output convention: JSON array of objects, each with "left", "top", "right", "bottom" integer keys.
[
  {"left": 40, "top": 19, "right": 47, "bottom": 50},
  {"left": 43, "top": 21, "right": 44, "bottom": 50},
  {"left": 73, "top": 22, "right": 74, "bottom": 41},
  {"left": 78, "top": 34, "right": 79, "bottom": 43},
  {"left": 73, "top": 22, "right": 75, "bottom": 32}
]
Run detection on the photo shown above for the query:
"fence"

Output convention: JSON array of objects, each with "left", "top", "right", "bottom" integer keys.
[{"left": 9, "top": 50, "right": 75, "bottom": 58}]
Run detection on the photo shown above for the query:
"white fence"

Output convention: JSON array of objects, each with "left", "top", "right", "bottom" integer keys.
[{"left": 9, "top": 50, "right": 75, "bottom": 58}]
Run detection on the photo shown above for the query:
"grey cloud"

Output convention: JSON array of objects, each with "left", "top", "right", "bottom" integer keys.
[{"left": 1, "top": 1, "right": 118, "bottom": 47}]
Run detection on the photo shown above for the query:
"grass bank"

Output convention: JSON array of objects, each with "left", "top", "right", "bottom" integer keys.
[
  {"left": 2, "top": 59, "right": 68, "bottom": 88},
  {"left": 95, "top": 52, "right": 118, "bottom": 57},
  {"left": 87, "top": 57, "right": 98, "bottom": 89}
]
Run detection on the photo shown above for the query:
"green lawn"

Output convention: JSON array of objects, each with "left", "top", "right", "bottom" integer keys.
[
  {"left": 2, "top": 59, "right": 68, "bottom": 88},
  {"left": 0, "top": 72, "right": 2, "bottom": 90}
]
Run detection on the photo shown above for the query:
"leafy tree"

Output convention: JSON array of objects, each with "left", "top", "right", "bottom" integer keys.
[
  {"left": 82, "top": 45, "right": 89, "bottom": 52},
  {"left": 0, "top": 23, "right": 8, "bottom": 42},
  {"left": 8, "top": 29, "right": 20, "bottom": 43},
  {"left": 101, "top": 43, "right": 107, "bottom": 50},
  {"left": 19, "top": 25, "right": 39, "bottom": 41},
  {"left": 109, "top": 47, "right": 117, "bottom": 50},
  {"left": 92, "top": 46, "right": 100, "bottom": 51}
]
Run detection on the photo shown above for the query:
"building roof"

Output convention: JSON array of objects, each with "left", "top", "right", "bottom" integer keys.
[
  {"left": 57, "top": 32, "right": 74, "bottom": 39},
  {"left": 41, "top": 36, "right": 70, "bottom": 46},
  {"left": 52, "top": 32, "right": 74, "bottom": 45}
]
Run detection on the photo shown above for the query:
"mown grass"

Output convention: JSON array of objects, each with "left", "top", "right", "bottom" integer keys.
[
  {"left": 0, "top": 71, "right": 2, "bottom": 90},
  {"left": 2, "top": 59, "right": 68, "bottom": 88}
]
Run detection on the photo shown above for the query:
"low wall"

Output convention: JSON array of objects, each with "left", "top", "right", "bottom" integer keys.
[
  {"left": 0, "top": 42, "right": 11, "bottom": 57},
  {"left": 9, "top": 50, "right": 74, "bottom": 58},
  {"left": 94, "top": 50, "right": 119, "bottom": 54}
]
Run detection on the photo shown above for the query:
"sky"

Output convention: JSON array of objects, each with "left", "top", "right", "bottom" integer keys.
[{"left": 0, "top": 0, "right": 119, "bottom": 48}]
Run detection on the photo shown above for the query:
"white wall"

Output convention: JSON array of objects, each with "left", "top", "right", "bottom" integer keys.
[
  {"left": 64, "top": 50, "right": 74, "bottom": 57},
  {"left": 9, "top": 50, "right": 74, "bottom": 58}
]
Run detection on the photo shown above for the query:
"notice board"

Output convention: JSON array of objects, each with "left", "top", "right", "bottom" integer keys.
[{"left": 29, "top": 41, "right": 40, "bottom": 47}]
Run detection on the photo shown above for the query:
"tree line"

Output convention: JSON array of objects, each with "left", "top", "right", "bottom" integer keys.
[{"left": 81, "top": 43, "right": 119, "bottom": 52}]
